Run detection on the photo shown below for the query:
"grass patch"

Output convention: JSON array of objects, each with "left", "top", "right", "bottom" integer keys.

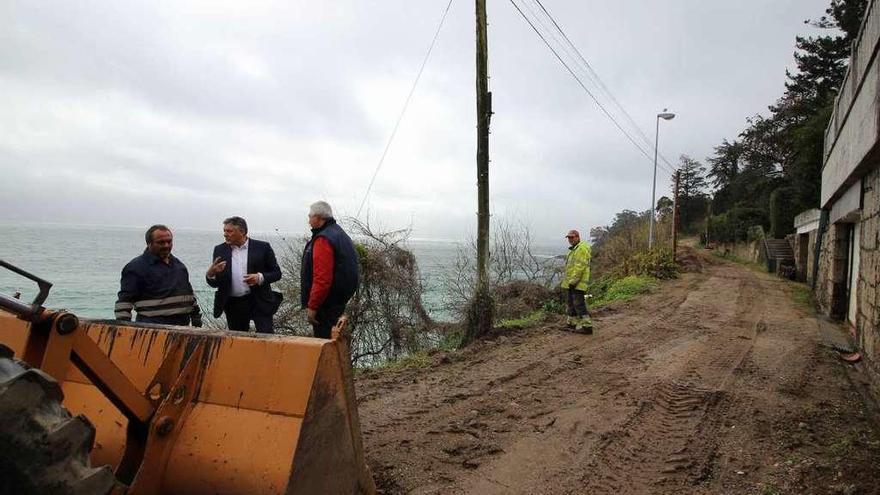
[
  {"left": 590, "top": 275, "right": 658, "bottom": 308},
  {"left": 711, "top": 251, "right": 766, "bottom": 273},
  {"left": 761, "top": 484, "right": 781, "bottom": 495},
  {"left": 788, "top": 283, "right": 814, "bottom": 310},
  {"left": 438, "top": 329, "right": 462, "bottom": 352},
  {"left": 830, "top": 436, "right": 854, "bottom": 457},
  {"left": 495, "top": 309, "right": 547, "bottom": 330}
]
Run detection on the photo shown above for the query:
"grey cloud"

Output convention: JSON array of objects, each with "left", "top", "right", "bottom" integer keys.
[{"left": 0, "top": 0, "right": 833, "bottom": 243}]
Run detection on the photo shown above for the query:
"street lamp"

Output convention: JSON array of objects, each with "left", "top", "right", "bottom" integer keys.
[{"left": 648, "top": 109, "right": 676, "bottom": 250}]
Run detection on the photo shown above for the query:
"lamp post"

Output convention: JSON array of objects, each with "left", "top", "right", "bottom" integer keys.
[{"left": 648, "top": 110, "right": 675, "bottom": 250}]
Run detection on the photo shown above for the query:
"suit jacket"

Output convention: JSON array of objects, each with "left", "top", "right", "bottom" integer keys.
[{"left": 206, "top": 238, "right": 283, "bottom": 318}]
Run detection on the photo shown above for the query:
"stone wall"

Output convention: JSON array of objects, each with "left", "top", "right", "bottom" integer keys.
[
  {"left": 717, "top": 240, "right": 764, "bottom": 265},
  {"left": 814, "top": 222, "right": 849, "bottom": 319},
  {"left": 792, "top": 231, "right": 818, "bottom": 284},
  {"left": 857, "top": 166, "right": 880, "bottom": 374}
]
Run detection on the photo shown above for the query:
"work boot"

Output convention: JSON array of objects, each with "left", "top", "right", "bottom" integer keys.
[{"left": 576, "top": 317, "right": 594, "bottom": 335}]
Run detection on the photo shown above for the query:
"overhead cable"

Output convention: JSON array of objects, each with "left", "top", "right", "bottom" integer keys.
[
  {"left": 509, "top": 0, "right": 676, "bottom": 176},
  {"left": 529, "top": 0, "right": 678, "bottom": 172},
  {"left": 356, "top": 0, "right": 455, "bottom": 219}
]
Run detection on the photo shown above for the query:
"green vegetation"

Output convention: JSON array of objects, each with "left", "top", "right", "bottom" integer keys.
[
  {"left": 830, "top": 436, "right": 854, "bottom": 457},
  {"left": 540, "top": 297, "right": 566, "bottom": 315},
  {"left": 706, "top": 0, "right": 867, "bottom": 240},
  {"left": 375, "top": 351, "right": 432, "bottom": 372},
  {"left": 615, "top": 248, "right": 677, "bottom": 280},
  {"left": 495, "top": 309, "right": 547, "bottom": 330},
  {"left": 789, "top": 284, "right": 814, "bottom": 310},
  {"left": 761, "top": 484, "right": 781, "bottom": 495},
  {"left": 438, "top": 329, "right": 463, "bottom": 352},
  {"left": 711, "top": 250, "right": 767, "bottom": 274},
  {"left": 589, "top": 276, "right": 658, "bottom": 308},
  {"left": 707, "top": 207, "right": 768, "bottom": 243}
]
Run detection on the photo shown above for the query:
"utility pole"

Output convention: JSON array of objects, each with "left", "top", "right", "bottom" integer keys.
[
  {"left": 672, "top": 170, "right": 680, "bottom": 262},
  {"left": 466, "top": 0, "right": 494, "bottom": 344}
]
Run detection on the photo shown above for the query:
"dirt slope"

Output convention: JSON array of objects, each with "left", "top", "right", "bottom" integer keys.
[{"left": 356, "top": 249, "right": 880, "bottom": 494}]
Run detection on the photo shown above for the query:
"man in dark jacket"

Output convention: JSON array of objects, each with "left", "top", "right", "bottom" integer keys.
[
  {"left": 206, "top": 216, "right": 282, "bottom": 333},
  {"left": 301, "top": 201, "right": 359, "bottom": 339},
  {"left": 115, "top": 225, "right": 202, "bottom": 326}
]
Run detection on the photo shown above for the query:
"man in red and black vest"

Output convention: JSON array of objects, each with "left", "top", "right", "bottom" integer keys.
[{"left": 301, "top": 201, "right": 359, "bottom": 339}]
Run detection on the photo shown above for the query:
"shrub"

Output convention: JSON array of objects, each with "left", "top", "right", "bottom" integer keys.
[
  {"left": 769, "top": 187, "right": 797, "bottom": 238},
  {"left": 616, "top": 247, "right": 677, "bottom": 280},
  {"left": 708, "top": 206, "right": 768, "bottom": 243}
]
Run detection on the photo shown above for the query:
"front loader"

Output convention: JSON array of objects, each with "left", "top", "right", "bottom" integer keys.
[{"left": 0, "top": 260, "right": 376, "bottom": 494}]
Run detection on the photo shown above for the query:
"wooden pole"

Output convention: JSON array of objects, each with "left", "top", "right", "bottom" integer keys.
[
  {"left": 672, "top": 170, "right": 680, "bottom": 261},
  {"left": 466, "top": 0, "right": 494, "bottom": 343},
  {"left": 476, "top": 0, "right": 490, "bottom": 292}
]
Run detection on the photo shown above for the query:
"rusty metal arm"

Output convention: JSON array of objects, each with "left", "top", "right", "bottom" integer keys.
[
  {"left": 0, "top": 259, "right": 52, "bottom": 320},
  {"left": 70, "top": 331, "right": 155, "bottom": 423}
]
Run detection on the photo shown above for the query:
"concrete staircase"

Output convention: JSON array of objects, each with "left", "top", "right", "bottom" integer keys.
[{"left": 764, "top": 239, "right": 795, "bottom": 273}]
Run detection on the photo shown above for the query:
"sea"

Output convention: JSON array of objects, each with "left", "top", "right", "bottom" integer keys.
[{"left": 0, "top": 224, "right": 562, "bottom": 322}]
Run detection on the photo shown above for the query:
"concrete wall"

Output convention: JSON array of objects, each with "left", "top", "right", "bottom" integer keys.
[{"left": 823, "top": 0, "right": 880, "bottom": 207}]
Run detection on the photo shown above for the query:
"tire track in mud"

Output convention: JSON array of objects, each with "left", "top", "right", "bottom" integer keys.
[
  {"left": 360, "top": 274, "right": 711, "bottom": 493},
  {"left": 578, "top": 264, "right": 767, "bottom": 494},
  {"left": 361, "top": 261, "right": 779, "bottom": 494}
]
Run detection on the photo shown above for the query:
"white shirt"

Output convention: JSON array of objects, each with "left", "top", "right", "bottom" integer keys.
[{"left": 230, "top": 239, "right": 250, "bottom": 297}]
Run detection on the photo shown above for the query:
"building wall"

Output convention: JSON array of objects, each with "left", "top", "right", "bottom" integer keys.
[
  {"left": 857, "top": 167, "right": 880, "bottom": 372},
  {"left": 822, "top": 0, "right": 880, "bottom": 207}
]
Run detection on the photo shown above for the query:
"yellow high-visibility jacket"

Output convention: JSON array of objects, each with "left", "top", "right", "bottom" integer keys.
[{"left": 561, "top": 241, "right": 591, "bottom": 291}]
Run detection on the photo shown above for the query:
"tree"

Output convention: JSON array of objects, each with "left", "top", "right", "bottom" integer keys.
[
  {"left": 707, "top": 139, "right": 744, "bottom": 190},
  {"left": 708, "top": 0, "right": 867, "bottom": 223},
  {"left": 676, "top": 155, "right": 710, "bottom": 233},
  {"left": 656, "top": 196, "right": 673, "bottom": 219}
]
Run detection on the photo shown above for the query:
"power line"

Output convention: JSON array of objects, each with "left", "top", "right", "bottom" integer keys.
[
  {"left": 524, "top": 0, "right": 679, "bottom": 174},
  {"left": 356, "top": 0, "right": 455, "bottom": 219},
  {"left": 509, "top": 0, "right": 677, "bottom": 176}
]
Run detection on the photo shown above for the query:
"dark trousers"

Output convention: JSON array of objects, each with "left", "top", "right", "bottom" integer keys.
[
  {"left": 566, "top": 288, "right": 590, "bottom": 318},
  {"left": 225, "top": 295, "right": 273, "bottom": 334},
  {"left": 312, "top": 304, "right": 346, "bottom": 339}
]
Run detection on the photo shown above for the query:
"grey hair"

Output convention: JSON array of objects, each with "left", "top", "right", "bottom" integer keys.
[
  {"left": 223, "top": 216, "right": 248, "bottom": 234},
  {"left": 309, "top": 201, "right": 334, "bottom": 219}
]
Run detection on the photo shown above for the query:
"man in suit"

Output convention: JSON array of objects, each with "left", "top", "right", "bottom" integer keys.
[{"left": 206, "top": 216, "right": 282, "bottom": 333}]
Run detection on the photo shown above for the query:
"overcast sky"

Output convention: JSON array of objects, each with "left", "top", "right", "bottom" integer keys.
[{"left": 0, "top": 0, "right": 833, "bottom": 242}]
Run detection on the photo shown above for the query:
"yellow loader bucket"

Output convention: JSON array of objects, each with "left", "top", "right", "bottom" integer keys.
[{"left": 0, "top": 312, "right": 376, "bottom": 494}]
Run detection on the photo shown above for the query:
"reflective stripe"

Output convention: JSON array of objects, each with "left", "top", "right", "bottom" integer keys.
[
  {"left": 132, "top": 294, "right": 195, "bottom": 309},
  {"left": 115, "top": 312, "right": 132, "bottom": 320},
  {"left": 137, "top": 306, "right": 194, "bottom": 317},
  {"left": 115, "top": 302, "right": 134, "bottom": 310}
]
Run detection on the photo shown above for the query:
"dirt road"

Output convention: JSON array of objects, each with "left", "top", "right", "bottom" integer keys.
[{"left": 357, "top": 250, "right": 880, "bottom": 494}]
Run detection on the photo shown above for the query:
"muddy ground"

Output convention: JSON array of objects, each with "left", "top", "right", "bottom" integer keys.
[{"left": 356, "top": 249, "right": 880, "bottom": 494}]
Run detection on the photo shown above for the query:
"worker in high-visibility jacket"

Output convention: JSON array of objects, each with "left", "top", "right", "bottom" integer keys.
[{"left": 561, "top": 229, "right": 593, "bottom": 333}]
